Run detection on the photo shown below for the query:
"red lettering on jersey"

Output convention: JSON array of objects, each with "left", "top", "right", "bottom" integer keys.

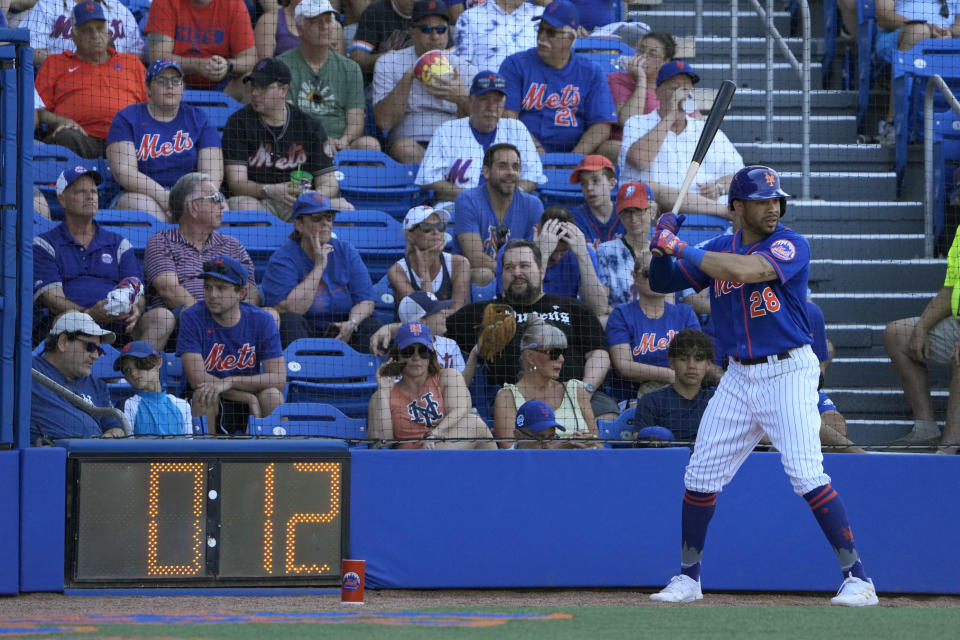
[
  {"left": 136, "top": 131, "right": 195, "bottom": 160},
  {"left": 520, "top": 84, "right": 581, "bottom": 111},
  {"left": 203, "top": 343, "right": 258, "bottom": 372},
  {"left": 632, "top": 329, "right": 678, "bottom": 356},
  {"left": 713, "top": 279, "right": 745, "bottom": 296},
  {"left": 520, "top": 84, "right": 547, "bottom": 110}
]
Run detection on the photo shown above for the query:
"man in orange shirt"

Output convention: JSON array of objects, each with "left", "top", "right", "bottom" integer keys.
[
  {"left": 145, "top": 0, "right": 257, "bottom": 101},
  {"left": 35, "top": 1, "right": 147, "bottom": 159}
]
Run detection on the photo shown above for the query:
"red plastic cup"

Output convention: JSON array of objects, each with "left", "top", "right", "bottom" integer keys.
[{"left": 341, "top": 559, "right": 365, "bottom": 604}]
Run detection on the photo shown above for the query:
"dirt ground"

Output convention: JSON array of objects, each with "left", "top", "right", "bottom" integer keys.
[{"left": 3, "top": 589, "right": 959, "bottom": 617}]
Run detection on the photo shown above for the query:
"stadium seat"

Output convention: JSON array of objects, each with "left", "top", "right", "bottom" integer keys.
[
  {"left": 162, "top": 352, "right": 186, "bottom": 397},
  {"left": 471, "top": 280, "right": 497, "bottom": 302},
  {"left": 573, "top": 35, "right": 634, "bottom": 73},
  {"left": 537, "top": 152, "right": 586, "bottom": 209},
  {"left": 95, "top": 209, "right": 172, "bottom": 262},
  {"left": 892, "top": 39, "right": 960, "bottom": 196},
  {"left": 682, "top": 214, "right": 731, "bottom": 247},
  {"left": 33, "top": 213, "right": 57, "bottom": 236},
  {"left": 334, "top": 150, "right": 430, "bottom": 218},
  {"left": 181, "top": 90, "right": 244, "bottom": 132},
  {"left": 371, "top": 274, "right": 397, "bottom": 324},
  {"left": 217, "top": 210, "right": 292, "bottom": 283},
  {"left": 90, "top": 343, "right": 135, "bottom": 406},
  {"left": 930, "top": 109, "right": 960, "bottom": 242},
  {"left": 331, "top": 209, "right": 406, "bottom": 281},
  {"left": 33, "top": 141, "right": 111, "bottom": 219},
  {"left": 597, "top": 406, "right": 636, "bottom": 448},
  {"left": 248, "top": 402, "right": 367, "bottom": 439},
  {"left": 283, "top": 338, "right": 379, "bottom": 419}
]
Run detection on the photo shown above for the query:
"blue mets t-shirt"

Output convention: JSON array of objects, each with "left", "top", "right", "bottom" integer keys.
[
  {"left": 606, "top": 301, "right": 701, "bottom": 368},
  {"left": 177, "top": 301, "right": 283, "bottom": 380}
]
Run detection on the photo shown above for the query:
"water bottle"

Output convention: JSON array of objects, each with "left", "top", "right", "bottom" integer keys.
[{"left": 682, "top": 93, "right": 697, "bottom": 117}]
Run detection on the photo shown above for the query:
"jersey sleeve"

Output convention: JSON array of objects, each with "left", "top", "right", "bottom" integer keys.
[
  {"left": 31, "top": 234, "right": 63, "bottom": 299},
  {"left": 260, "top": 250, "right": 301, "bottom": 307},
  {"left": 117, "top": 237, "right": 144, "bottom": 281},
  {"left": 583, "top": 66, "right": 618, "bottom": 127},
  {"left": 143, "top": 0, "right": 176, "bottom": 37},
  {"left": 648, "top": 254, "right": 707, "bottom": 294},
  {"left": 193, "top": 106, "right": 222, "bottom": 149},
  {"left": 256, "top": 310, "right": 284, "bottom": 362},
  {"left": 453, "top": 189, "right": 480, "bottom": 238},
  {"left": 106, "top": 106, "right": 136, "bottom": 147},
  {"left": 604, "top": 305, "right": 631, "bottom": 347},
  {"left": 754, "top": 231, "right": 810, "bottom": 285},
  {"left": 350, "top": 4, "right": 380, "bottom": 55},
  {"left": 175, "top": 306, "right": 203, "bottom": 356},
  {"left": 414, "top": 122, "right": 451, "bottom": 186},
  {"left": 498, "top": 54, "right": 524, "bottom": 113}
]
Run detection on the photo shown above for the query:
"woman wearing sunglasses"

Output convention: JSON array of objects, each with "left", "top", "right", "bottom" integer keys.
[
  {"left": 368, "top": 322, "right": 497, "bottom": 449},
  {"left": 106, "top": 59, "right": 224, "bottom": 222},
  {"left": 492, "top": 316, "right": 600, "bottom": 448},
  {"left": 387, "top": 205, "right": 470, "bottom": 318}
]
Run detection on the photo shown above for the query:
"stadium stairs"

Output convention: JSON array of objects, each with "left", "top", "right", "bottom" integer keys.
[{"left": 628, "top": 0, "right": 943, "bottom": 445}]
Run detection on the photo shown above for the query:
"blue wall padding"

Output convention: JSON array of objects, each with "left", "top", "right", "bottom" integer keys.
[
  {"left": 351, "top": 448, "right": 689, "bottom": 588},
  {"left": 19, "top": 447, "right": 66, "bottom": 592},
  {"left": 0, "top": 451, "right": 19, "bottom": 594}
]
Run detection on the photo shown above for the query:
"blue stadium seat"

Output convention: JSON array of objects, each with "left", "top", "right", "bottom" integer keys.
[
  {"left": 180, "top": 90, "right": 244, "bottom": 132},
  {"left": 537, "top": 152, "right": 586, "bottom": 209},
  {"left": 90, "top": 343, "right": 135, "bottom": 406},
  {"left": 162, "top": 352, "right": 186, "bottom": 397},
  {"left": 573, "top": 36, "right": 634, "bottom": 73},
  {"left": 95, "top": 209, "right": 172, "bottom": 262},
  {"left": 120, "top": 0, "right": 151, "bottom": 23},
  {"left": 331, "top": 209, "right": 406, "bottom": 281},
  {"left": 372, "top": 274, "right": 397, "bottom": 324},
  {"left": 33, "top": 213, "right": 57, "bottom": 236},
  {"left": 682, "top": 213, "right": 731, "bottom": 247},
  {"left": 892, "top": 40, "right": 960, "bottom": 196},
  {"left": 471, "top": 280, "right": 497, "bottom": 302},
  {"left": 597, "top": 406, "right": 636, "bottom": 448},
  {"left": 217, "top": 210, "right": 292, "bottom": 283},
  {"left": 33, "top": 141, "right": 111, "bottom": 219},
  {"left": 248, "top": 402, "right": 367, "bottom": 439},
  {"left": 930, "top": 109, "right": 960, "bottom": 241},
  {"left": 283, "top": 338, "right": 379, "bottom": 418},
  {"left": 334, "top": 150, "right": 430, "bottom": 218},
  {"left": 856, "top": 0, "right": 878, "bottom": 136}
]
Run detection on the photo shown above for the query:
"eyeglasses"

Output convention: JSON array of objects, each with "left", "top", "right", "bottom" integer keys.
[
  {"left": 121, "top": 358, "right": 156, "bottom": 374},
  {"left": 400, "top": 344, "right": 433, "bottom": 359},
  {"left": 415, "top": 221, "right": 445, "bottom": 232},
  {"left": 473, "top": 75, "right": 507, "bottom": 91},
  {"left": 533, "top": 348, "right": 565, "bottom": 360},
  {"left": 539, "top": 25, "right": 568, "bottom": 39},
  {"left": 193, "top": 192, "right": 224, "bottom": 205},
  {"left": 417, "top": 25, "right": 447, "bottom": 34},
  {"left": 72, "top": 337, "right": 105, "bottom": 356},
  {"left": 151, "top": 76, "right": 184, "bottom": 87},
  {"left": 307, "top": 212, "right": 336, "bottom": 223}
]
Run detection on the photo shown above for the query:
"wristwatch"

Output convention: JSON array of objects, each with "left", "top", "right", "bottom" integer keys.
[{"left": 583, "top": 383, "right": 596, "bottom": 394}]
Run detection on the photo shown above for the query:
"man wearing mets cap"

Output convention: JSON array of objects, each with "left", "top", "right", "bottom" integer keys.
[
  {"left": 568, "top": 154, "right": 626, "bottom": 250},
  {"left": 498, "top": 0, "right": 617, "bottom": 155},
  {"left": 35, "top": 1, "right": 147, "bottom": 158},
  {"left": 620, "top": 59, "right": 744, "bottom": 217},
  {"left": 415, "top": 69, "right": 546, "bottom": 202},
  {"left": 177, "top": 255, "right": 285, "bottom": 435},
  {"left": 597, "top": 180, "right": 660, "bottom": 307},
  {"left": 261, "top": 192, "right": 383, "bottom": 353},
  {"left": 33, "top": 167, "right": 176, "bottom": 350},
  {"left": 18, "top": 0, "right": 143, "bottom": 67},
  {"left": 30, "top": 311, "right": 125, "bottom": 443}
]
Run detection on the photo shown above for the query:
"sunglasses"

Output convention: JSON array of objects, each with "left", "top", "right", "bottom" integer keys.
[
  {"left": 417, "top": 25, "right": 447, "bottom": 34},
  {"left": 533, "top": 348, "right": 565, "bottom": 360},
  {"left": 121, "top": 358, "right": 156, "bottom": 374},
  {"left": 193, "top": 192, "right": 224, "bottom": 205},
  {"left": 415, "top": 221, "right": 445, "bottom": 232},
  {"left": 307, "top": 212, "right": 336, "bottom": 223},
  {"left": 400, "top": 344, "right": 433, "bottom": 359},
  {"left": 539, "top": 25, "right": 567, "bottom": 38},
  {"left": 73, "top": 337, "right": 105, "bottom": 356},
  {"left": 473, "top": 75, "right": 507, "bottom": 90}
]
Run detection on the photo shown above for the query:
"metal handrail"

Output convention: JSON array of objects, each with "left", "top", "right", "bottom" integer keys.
[
  {"left": 731, "top": 0, "right": 811, "bottom": 199},
  {"left": 31, "top": 368, "right": 132, "bottom": 435},
  {"left": 924, "top": 75, "right": 960, "bottom": 257}
]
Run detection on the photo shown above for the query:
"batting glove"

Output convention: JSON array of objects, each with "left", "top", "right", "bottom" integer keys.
[
  {"left": 650, "top": 228, "right": 689, "bottom": 258},
  {"left": 655, "top": 212, "right": 686, "bottom": 235}
]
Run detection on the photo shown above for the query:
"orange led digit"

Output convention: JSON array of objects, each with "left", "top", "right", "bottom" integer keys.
[
  {"left": 284, "top": 462, "right": 341, "bottom": 574},
  {"left": 146, "top": 462, "right": 205, "bottom": 577},
  {"left": 263, "top": 463, "right": 276, "bottom": 574}
]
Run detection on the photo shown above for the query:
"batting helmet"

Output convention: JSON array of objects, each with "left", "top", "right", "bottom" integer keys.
[{"left": 727, "top": 165, "right": 790, "bottom": 216}]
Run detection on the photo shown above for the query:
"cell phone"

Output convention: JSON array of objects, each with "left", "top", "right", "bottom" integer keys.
[{"left": 380, "top": 358, "right": 406, "bottom": 378}]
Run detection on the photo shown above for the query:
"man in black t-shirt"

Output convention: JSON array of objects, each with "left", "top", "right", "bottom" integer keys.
[
  {"left": 222, "top": 57, "right": 352, "bottom": 221},
  {"left": 348, "top": 0, "right": 415, "bottom": 75}
]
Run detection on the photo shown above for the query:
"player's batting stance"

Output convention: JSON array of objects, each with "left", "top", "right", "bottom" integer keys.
[{"left": 646, "top": 166, "right": 879, "bottom": 607}]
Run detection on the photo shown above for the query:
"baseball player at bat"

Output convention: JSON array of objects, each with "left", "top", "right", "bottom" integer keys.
[{"left": 645, "top": 166, "right": 879, "bottom": 607}]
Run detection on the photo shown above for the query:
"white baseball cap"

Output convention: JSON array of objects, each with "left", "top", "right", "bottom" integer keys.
[
  {"left": 296, "top": 0, "right": 337, "bottom": 20},
  {"left": 49, "top": 311, "right": 116, "bottom": 344},
  {"left": 403, "top": 205, "right": 450, "bottom": 230}
]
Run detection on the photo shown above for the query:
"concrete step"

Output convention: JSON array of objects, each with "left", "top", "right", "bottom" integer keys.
[
  {"left": 844, "top": 421, "right": 915, "bottom": 446},
  {"left": 808, "top": 234, "right": 926, "bottom": 260},
  {"left": 827, "top": 356, "right": 952, "bottom": 388},
  {"left": 722, "top": 115, "right": 856, "bottom": 144},
  {"left": 736, "top": 142, "right": 891, "bottom": 171},
  {"left": 626, "top": 8, "right": 793, "bottom": 38},
  {"left": 809, "top": 259, "right": 945, "bottom": 292},
  {"left": 692, "top": 36, "right": 825, "bottom": 60},
  {"left": 813, "top": 292, "right": 934, "bottom": 325},
  {"left": 779, "top": 171, "right": 896, "bottom": 201},
  {"left": 824, "top": 387, "right": 947, "bottom": 416},
  {"left": 787, "top": 201, "right": 924, "bottom": 235},
  {"left": 695, "top": 62, "right": 823, "bottom": 91},
  {"left": 826, "top": 323, "right": 885, "bottom": 352}
]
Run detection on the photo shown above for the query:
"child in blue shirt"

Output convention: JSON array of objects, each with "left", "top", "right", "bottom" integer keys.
[{"left": 117, "top": 341, "right": 193, "bottom": 436}]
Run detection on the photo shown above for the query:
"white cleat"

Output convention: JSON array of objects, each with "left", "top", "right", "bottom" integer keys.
[
  {"left": 649, "top": 574, "right": 703, "bottom": 603},
  {"left": 830, "top": 576, "right": 879, "bottom": 607}
]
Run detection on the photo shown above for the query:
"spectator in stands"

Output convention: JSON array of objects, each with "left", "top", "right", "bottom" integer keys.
[
  {"left": 446, "top": 0, "right": 482, "bottom": 24},
  {"left": 873, "top": 0, "right": 960, "bottom": 145},
  {"left": 145, "top": 0, "right": 257, "bottom": 101},
  {"left": 222, "top": 57, "right": 350, "bottom": 221},
  {"left": 452, "top": 0, "right": 543, "bottom": 71},
  {"left": 884, "top": 227, "right": 960, "bottom": 452},
  {"left": 388, "top": 205, "right": 470, "bottom": 312},
  {"left": 619, "top": 60, "right": 743, "bottom": 217},
  {"left": 499, "top": 0, "right": 617, "bottom": 155},
  {"left": 605, "top": 252, "right": 701, "bottom": 401},
  {"left": 510, "top": 398, "right": 600, "bottom": 449},
  {"left": 597, "top": 180, "right": 658, "bottom": 307},
  {"left": 348, "top": 0, "right": 414, "bottom": 74},
  {"left": 33, "top": 167, "right": 176, "bottom": 349},
  {"left": 596, "top": 31, "right": 676, "bottom": 164},
  {"left": 632, "top": 327, "right": 714, "bottom": 442},
  {"left": 18, "top": 0, "right": 143, "bottom": 67},
  {"left": 278, "top": 0, "right": 380, "bottom": 153},
  {"left": 372, "top": 0, "right": 476, "bottom": 163},
  {"left": 144, "top": 172, "right": 262, "bottom": 318},
  {"left": 568, "top": 155, "right": 625, "bottom": 249},
  {"left": 178, "top": 255, "right": 285, "bottom": 434},
  {"left": 398, "top": 291, "right": 465, "bottom": 370},
  {"left": 415, "top": 70, "right": 545, "bottom": 202},
  {"left": 261, "top": 192, "right": 382, "bottom": 352},
  {"left": 30, "top": 311, "right": 125, "bottom": 443},
  {"left": 34, "top": 1, "right": 147, "bottom": 158},
  {"left": 115, "top": 340, "right": 193, "bottom": 436},
  {"left": 493, "top": 315, "right": 599, "bottom": 446},
  {"left": 453, "top": 143, "right": 543, "bottom": 285},
  {"left": 31, "top": 87, "right": 86, "bottom": 215},
  {"left": 567, "top": 0, "right": 615, "bottom": 32},
  {"left": 256, "top": 0, "right": 306, "bottom": 59},
  {"left": 368, "top": 321, "right": 497, "bottom": 449},
  {"left": 106, "top": 59, "right": 223, "bottom": 222}
]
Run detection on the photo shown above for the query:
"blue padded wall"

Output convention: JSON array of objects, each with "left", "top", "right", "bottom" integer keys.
[
  {"left": 0, "top": 451, "right": 19, "bottom": 594},
  {"left": 20, "top": 447, "right": 66, "bottom": 592}
]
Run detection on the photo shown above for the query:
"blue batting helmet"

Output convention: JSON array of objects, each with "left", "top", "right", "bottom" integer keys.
[{"left": 728, "top": 165, "right": 790, "bottom": 216}]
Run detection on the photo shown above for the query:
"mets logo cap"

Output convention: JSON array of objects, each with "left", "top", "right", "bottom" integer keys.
[
  {"left": 113, "top": 341, "right": 161, "bottom": 370},
  {"left": 146, "top": 58, "right": 184, "bottom": 83},
  {"left": 56, "top": 166, "right": 103, "bottom": 195},
  {"left": 199, "top": 256, "right": 248, "bottom": 287},
  {"left": 395, "top": 322, "right": 435, "bottom": 351},
  {"left": 292, "top": 192, "right": 337, "bottom": 219},
  {"left": 534, "top": 0, "right": 579, "bottom": 31},
  {"left": 72, "top": 1, "right": 106, "bottom": 26},
  {"left": 656, "top": 60, "right": 700, "bottom": 87},
  {"left": 515, "top": 399, "right": 566, "bottom": 433}
]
